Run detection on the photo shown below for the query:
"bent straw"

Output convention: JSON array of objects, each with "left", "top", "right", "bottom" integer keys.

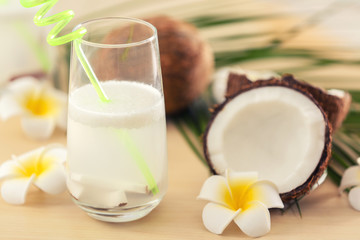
[
  {"left": 20, "top": 0, "right": 159, "bottom": 195},
  {"left": 20, "top": 0, "right": 109, "bottom": 102}
]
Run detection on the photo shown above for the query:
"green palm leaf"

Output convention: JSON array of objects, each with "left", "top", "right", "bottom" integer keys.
[{"left": 62, "top": 0, "right": 360, "bottom": 187}]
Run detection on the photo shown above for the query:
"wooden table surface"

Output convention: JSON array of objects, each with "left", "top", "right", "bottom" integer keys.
[
  {"left": 0, "top": 117, "right": 359, "bottom": 240},
  {"left": 1, "top": 0, "right": 359, "bottom": 239}
]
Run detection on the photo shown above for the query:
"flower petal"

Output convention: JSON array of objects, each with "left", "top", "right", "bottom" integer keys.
[
  {"left": 339, "top": 166, "right": 360, "bottom": 193},
  {"left": 21, "top": 116, "right": 55, "bottom": 140},
  {"left": 348, "top": 186, "right": 360, "bottom": 211},
  {"left": 42, "top": 145, "right": 67, "bottom": 164},
  {"left": 16, "top": 145, "right": 66, "bottom": 165},
  {"left": 197, "top": 175, "right": 232, "bottom": 208},
  {"left": 246, "top": 180, "right": 284, "bottom": 209},
  {"left": 15, "top": 147, "right": 44, "bottom": 165},
  {"left": 226, "top": 170, "right": 258, "bottom": 185},
  {"left": 0, "top": 77, "right": 41, "bottom": 120},
  {"left": 226, "top": 170, "right": 258, "bottom": 206},
  {"left": 0, "top": 93, "right": 23, "bottom": 120},
  {"left": 1, "top": 175, "right": 35, "bottom": 204},
  {"left": 202, "top": 202, "right": 240, "bottom": 234},
  {"left": 0, "top": 160, "right": 20, "bottom": 180},
  {"left": 6, "top": 77, "right": 39, "bottom": 93},
  {"left": 234, "top": 201, "right": 271, "bottom": 238},
  {"left": 50, "top": 89, "right": 68, "bottom": 130},
  {"left": 17, "top": 145, "right": 67, "bottom": 194},
  {"left": 33, "top": 164, "right": 66, "bottom": 194}
]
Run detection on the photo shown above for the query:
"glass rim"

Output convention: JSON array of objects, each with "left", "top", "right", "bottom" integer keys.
[{"left": 73, "top": 16, "right": 157, "bottom": 48}]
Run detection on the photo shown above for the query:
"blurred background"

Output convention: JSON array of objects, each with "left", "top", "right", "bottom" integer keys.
[
  {"left": 0, "top": 0, "right": 359, "bottom": 188},
  {"left": 1, "top": 0, "right": 359, "bottom": 89}
]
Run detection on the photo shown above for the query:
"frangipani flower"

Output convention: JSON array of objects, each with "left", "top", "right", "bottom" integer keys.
[
  {"left": 0, "top": 145, "right": 67, "bottom": 204},
  {"left": 0, "top": 77, "right": 67, "bottom": 140},
  {"left": 198, "top": 170, "right": 284, "bottom": 238},
  {"left": 339, "top": 158, "right": 360, "bottom": 211}
]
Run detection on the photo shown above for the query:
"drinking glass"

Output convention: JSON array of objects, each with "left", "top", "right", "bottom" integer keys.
[{"left": 66, "top": 17, "right": 167, "bottom": 222}]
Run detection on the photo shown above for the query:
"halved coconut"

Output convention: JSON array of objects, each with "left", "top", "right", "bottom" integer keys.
[
  {"left": 203, "top": 78, "right": 332, "bottom": 203},
  {"left": 225, "top": 73, "right": 351, "bottom": 132},
  {"left": 212, "top": 67, "right": 279, "bottom": 103}
]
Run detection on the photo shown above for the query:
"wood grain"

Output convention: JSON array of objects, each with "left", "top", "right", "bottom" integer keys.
[
  {"left": 0, "top": 0, "right": 359, "bottom": 239},
  {"left": 0, "top": 118, "right": 359, "bottom": 240}
]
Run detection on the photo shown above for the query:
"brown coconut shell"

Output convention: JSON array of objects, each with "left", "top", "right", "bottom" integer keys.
[
  {"left": 94, "top": 15, "right": 214, "bottom": 115},
  {"left": 204, "top": 78, "right": 332, "bottom": 203},
  {"left": 226, "top": 73, "right": 351, "bottom": 131},
  {"left": 93, "top": 24, "right": 149, "bottom": 81},
  {"left": 281, "top": 74, "right": 351, "bottom": 132},
  {"left": 146, "top": 16, "right": 214, "bottom": 114}
]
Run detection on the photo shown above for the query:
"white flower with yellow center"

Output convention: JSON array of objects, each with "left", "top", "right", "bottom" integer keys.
[
  {"left": 198, "top": 170, "right": 284, "bottom": 237},
  {"left": 0, "top": 77, "right": 67, "bottom": 140},
  {"left": 0, "top": 145, "right": 67, "bottom": 204},
  {"left": 339, "top": 158, "right": 360, "bottom": 211}
]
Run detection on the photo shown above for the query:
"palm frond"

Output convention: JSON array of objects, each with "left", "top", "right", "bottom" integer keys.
[{"left": 173, "top": 1, "right": 360, "bottom": 187}]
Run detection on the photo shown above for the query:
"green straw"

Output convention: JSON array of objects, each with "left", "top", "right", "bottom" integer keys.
[
  {"left": 118, "top": 130, "right": 159, "bottom": 195},
  {"left": 20, "top": 0, "right": 159, "bottom": 195},
  {"left": 73, "top": 39, "right": 109, "bottom": 102},
  {"left": 20, "top": 0, "right": 109, "bottom": 102}
]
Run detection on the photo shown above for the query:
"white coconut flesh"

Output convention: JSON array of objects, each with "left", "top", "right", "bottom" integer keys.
[{"left": 206, "top": 86, "right": 326, "bottom": 194}]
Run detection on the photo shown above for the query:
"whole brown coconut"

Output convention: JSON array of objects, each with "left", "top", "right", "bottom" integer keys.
[
  {"left": 147, "top": 16, "right": 214, "bottom": 114},
  {"left": 94, "top": 16, "right": 214, "bottom": 114}
]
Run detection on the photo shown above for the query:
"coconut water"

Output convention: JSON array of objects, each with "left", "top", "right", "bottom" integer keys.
[{"left": 67, "top": 80, "right": 167, "bottom": 213}]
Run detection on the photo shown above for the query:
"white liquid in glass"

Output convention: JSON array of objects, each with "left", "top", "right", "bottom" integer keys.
[{"left": 67, "top": 80, "right": 167, "bottom": 209}]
